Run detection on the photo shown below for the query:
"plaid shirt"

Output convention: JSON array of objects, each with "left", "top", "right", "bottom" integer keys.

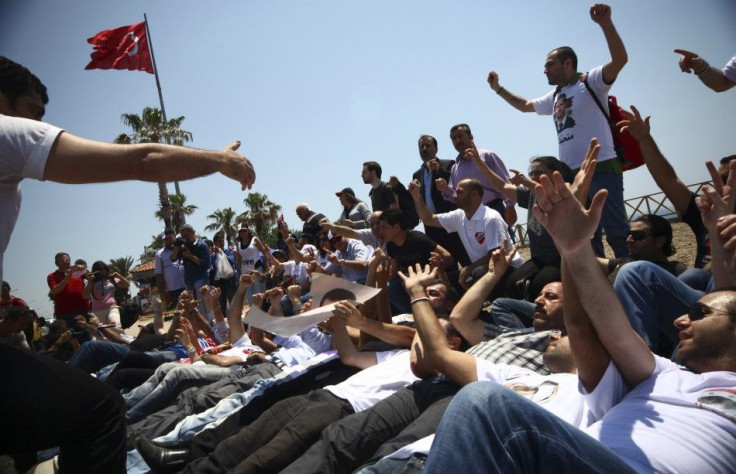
[{"left": 466, "top": 326, "right": 552, "bottom": 375}]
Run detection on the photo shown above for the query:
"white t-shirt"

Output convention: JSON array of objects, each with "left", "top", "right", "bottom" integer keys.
[
  {"left": 192, "top": 332, "right": 264, "bottom": 365},
  {"left": 531, "top": 65, "right": 617, "bottom": 169},
  {"left": 385, "top": 359, "right": 589, "bottom": 462},
  {"left": 0, "top": 115, "right": 62, "bottom": 282},
  {"left": 282, "top": 260, "right": 309, "bottom": 287},
  {"left": 583, "top": 356, "right": 736, "bottom": 473},
  {"left": 325, "top": 349, "right": 417, "bottom": 412},
  {"left": 237, "top": 240, "right": 261, "bottom": 274},
  {"left": 723, "top": 55, "right": 736, "bottom": 82},
  {"left": 437, "top": 206, "right": 523, "bottom": 267},
  {"left": 272, "top": 326, "right": 333, "bottom": 367}
]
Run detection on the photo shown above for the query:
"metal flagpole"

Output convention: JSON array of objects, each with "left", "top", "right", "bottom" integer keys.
[{"left": 143, "top": 13, "right": 183, "bottom": 197}]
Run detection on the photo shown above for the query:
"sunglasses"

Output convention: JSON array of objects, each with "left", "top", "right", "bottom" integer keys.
[
  {"left": 688, "top": 301, "right": 736, "bottom": 321},
  {"left": 627, "top": 230, "right": 651, "bottom": 241}
]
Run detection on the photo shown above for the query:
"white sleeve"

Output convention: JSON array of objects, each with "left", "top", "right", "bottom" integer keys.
[
  {"left": 483, "top": 212, "right": 510, "bottom": 252},
  {"left": 436, "top": 210, "right": 460, "bottom": 233},
  {"left": 723, "top": 56, "right": 736, "bottom": 82},
  {"left": 531, "top": 90, "right": 555, "bottom": 115},
  {"left": 0, "top": 115, "right": 63, "bottom": 181}
]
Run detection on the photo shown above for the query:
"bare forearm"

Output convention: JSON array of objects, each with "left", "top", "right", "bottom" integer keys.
[
  {"left": 600, "top": 23, "right": 628, "bottom": 78},
  {"left": 639, "top": 136, "right": 691, "bottom": 213},
  {"left": 496, "top": 87, "right": 534, "bottom": 113},
  {"left": 356, "top": 318, "right": 415, "bottom": 348}
]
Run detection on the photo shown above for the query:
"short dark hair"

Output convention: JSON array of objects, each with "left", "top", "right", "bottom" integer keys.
[
  {"left": 418, "top": 135, "right": 438, "bottom": 147},
  {"left": 549, "top": 46, "right": 578, "bottom": 70},
  {"left": 91, "top": 260, "right": 108, "bottom": 272},
  {"left": 635, "top": 214, "right": 675, "bottom": 257},
  {"left": 720, "top": 155, "right": 736, "bottom": 166},
  {"left": 363, "top": 161, "right": 383, "bottom": 179},
  {"left": 0, "top": 56, "right": 49, "bottom": 108},
  {"left": 379, "top": 208, "right": 406, "bottom": 229},
  {"left": 1, "top": 281, "right": 9, "bottom": 290},
  {"left": 450, "top": 124, "right": 472, "bottom": 136},
  {"left": 214, "top": 232, "right": 225, "bottom": 241},
  {"left": 4, "top": 302, "right": 30, "bottom": 321},
  {"left": 319, "top": 288, "right": 357, "bottom": 306},
  {"left": 54, "top": 252, "right": 69, "bottom": 265},
  {"left": 531, "top": 156, "right": 574, "bottom": 183}
]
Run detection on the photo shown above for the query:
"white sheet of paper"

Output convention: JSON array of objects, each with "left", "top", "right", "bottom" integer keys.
[{"left": 243, "top": 273, "right": 381, "bottom": 337}]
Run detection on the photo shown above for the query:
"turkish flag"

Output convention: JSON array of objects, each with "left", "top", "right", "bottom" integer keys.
[{"left": 85, "top": 22, "right": 154, "bottom": 74}]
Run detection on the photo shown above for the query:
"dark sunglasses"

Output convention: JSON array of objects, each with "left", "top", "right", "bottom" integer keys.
[
  {"left": 627, "top": 230, "right": 651, "bottom": 241},
  {"left": 688, "top": 301, "right": 736, "bottom": 321}
]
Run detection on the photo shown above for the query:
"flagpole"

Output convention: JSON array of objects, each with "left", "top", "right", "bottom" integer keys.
[{"left": 143, "top": 13, "right": 183, "bottom": 197}]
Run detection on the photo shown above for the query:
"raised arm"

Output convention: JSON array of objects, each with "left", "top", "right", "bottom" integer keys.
[
  {"left": 560, "top": 259, "right": 610, "bottom": 392},
  {"left": 468, "top": 146, "right": 518, "bottom": 203},
  {"left": 487, "top": 71, "right": 536, "bottom": 113},
  {"left": 332, "top": 301, "right": 379, "bottom": 369},
  {"left": 319, "top": 219, "right": 362, "bottom": 241},
  {"left": 408, "top": 180, "right": 442, "bottom": 228},
  {"left": 44, "top": 134, "right": 255, "bottom": 190},
  {"left": 400, "top": 264, "right": 477, "bottom": 386},
  {"left": 533, "top": 171, "right": 654, "bottom": 388},
  {"left": 590, "top": 3, "right": 627, "bottom": 84},
  {"left": 675, "top": 50, "right": 736, "bottom": 93},
  {"left": 449, "top": 244, "right": 517, "bottom": 346},
  {"left": 617, "top": 106, "right": 692, "bottom": 214}
]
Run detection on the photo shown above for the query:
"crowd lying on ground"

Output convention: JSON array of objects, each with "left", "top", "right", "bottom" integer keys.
[{"left": 2, "top": 3, "right": 736, "bottom": 473}]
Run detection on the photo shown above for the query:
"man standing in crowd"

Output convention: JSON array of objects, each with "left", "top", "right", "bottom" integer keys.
[
  {"left": 171, "top": 224, "right": 211, "bottom": 319},
  {"left": 155, "top": 228, "right": 186, "bottom": 308},
  {"left": 0, "top": 55, "right": 256, "bottom": 474},
  {"left": 435, "top": 124, "right": 517, "bottom": 229},
  {"left": 362, "top": 161, "right": 398, "bottom": 212},
  {"left": 488, "top": 3, "right": 629, "bottom": 257},
  {"left": 295, "top": 203, "right": 326, "bottom": 245},
  {"left": 47, "top": 252, "right": 89, "bottom": 330}
]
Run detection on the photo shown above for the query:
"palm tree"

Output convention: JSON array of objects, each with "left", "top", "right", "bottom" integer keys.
[
  {"left": 108, "top": 256, "right": 135, "bottom": 280},
  {"left": 205, "top": 207, "right": 238, "bottom": 247},
  {"left": 238, "top": 192, "right": 282, "bottom": 239},
  {"left": 141, "top": 233, "right": 165, "bottom": 263},
  {"left": 156, "top": 193, "right": 197, "bottom": 232},
  {"left": 114, "top": 107, "right": 193, "bottom": 229}
]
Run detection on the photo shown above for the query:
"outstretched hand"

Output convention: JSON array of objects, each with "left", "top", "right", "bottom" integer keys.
[
  {"left": 488, "top": 240, "right": 518, "bottom": 276},
  {"left": 696, "top": 160, "right": 735, "bottom": 232},
  {"left": 616, "top": 105, "right": 651, "bottom": 141},
  {"left": 398, "top": 263, "right": 438, "bottom": 298},
  {"left": 221, "top": 140, "right": 256, "bottom": 191},
  {"left": 533, "top": 172, "right": 607, "bottom": 254},
  {"left": 569, "top": 138, "right": 600, "bottom": 203},
  {"left": 674, "top": 49, "right": 702, "bottom": 74}
]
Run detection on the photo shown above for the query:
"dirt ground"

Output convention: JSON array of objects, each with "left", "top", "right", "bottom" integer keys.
[{"left": 517, "top": 221, "right": 699, "bottom": 266}]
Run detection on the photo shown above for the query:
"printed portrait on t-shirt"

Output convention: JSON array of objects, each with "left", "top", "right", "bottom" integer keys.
[
  {"left": 696, "top": 388, "right": 736, "bottom": 423},
  {"left": 554, "top": 93, "right": 576, "bottom": 133}
]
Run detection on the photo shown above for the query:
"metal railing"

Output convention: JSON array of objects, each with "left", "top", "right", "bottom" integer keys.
[{"left": 512, "top": 181, "right": 711, "bottom": 247}]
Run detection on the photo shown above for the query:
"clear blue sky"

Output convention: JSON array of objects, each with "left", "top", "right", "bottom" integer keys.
[{"left": 1, "top": 0, "right": 734, "bottom": 316}]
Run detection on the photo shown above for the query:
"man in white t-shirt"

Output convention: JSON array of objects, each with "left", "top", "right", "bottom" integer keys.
[
  {"left": 487, "top": 3, "right": 629, "bottom": 259},
  {"left": 425, "top": 168, "right": 736, "bottom": 473},
  {"left": 155, "top": 228, "right": 186, "bottom": 307},
  {"left": 0, "top": 55, "right": 255, "bottom": 474},
  {"left": 410, "top": 177, "right": 522, "bottom": 294}
]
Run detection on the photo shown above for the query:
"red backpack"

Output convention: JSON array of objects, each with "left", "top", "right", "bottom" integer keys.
[{"left": 582, "top": 75, "right": 644, "bottom": 171}]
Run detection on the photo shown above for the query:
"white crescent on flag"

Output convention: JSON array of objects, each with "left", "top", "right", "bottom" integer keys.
[{"left": 127, "top": 31, "right": 139, "bottom": 56}]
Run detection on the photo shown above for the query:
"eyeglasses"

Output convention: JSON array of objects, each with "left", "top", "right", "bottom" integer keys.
[
  {"left": 627, "top": 230, "right": 652, "bottom": 241},
  {"left": 688, "top": 301, "right": 736, "bottom": 321}
]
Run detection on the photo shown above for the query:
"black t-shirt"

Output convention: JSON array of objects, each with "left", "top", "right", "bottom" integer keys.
[
  {"left": 386, "top": 230, "right": 438, "bottom": 272},
  {"left": 369, "top": 182, "right": 398, "bottom": 212},
  {"left": 682, "top": 193, "right": 709, "bottom": 268}
]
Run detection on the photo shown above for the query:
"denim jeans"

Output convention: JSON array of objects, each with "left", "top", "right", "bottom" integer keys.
[
  {"left": 424, "top": 382, "right": 636, "bottom": 473},
  {"left": 613, "top": 261, "right": 704, "bottom": 350},
  {"left": 489, "top": 298, "right": 535, "bottom": 329},
  {"left": 677, "top": 268, "right": 715, "bottom": 293},
  {"left": 68, "top": 340, "right": 131, "bottom": 373},
  {"left": 589, "top": 171, "right": 629, "bottom": 258}
]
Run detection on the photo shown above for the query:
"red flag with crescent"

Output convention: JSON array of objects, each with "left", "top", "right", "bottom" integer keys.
[{"left": 85, "top": 22, "right": 154, "bottom": 74}]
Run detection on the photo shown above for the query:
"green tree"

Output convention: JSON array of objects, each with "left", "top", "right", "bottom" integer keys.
[
  {"left": 114, "top": 107, "right": 193, "bottom": 229},
  {"left": 156, "top": 193, "right": 197, "bottom": 232},
  {"left": 205, "top": 207, "right": 238, "bottom": 247},
  {"left": 108, "top": 256, "right": 135, "bottom": 280},
  {"left": 238, "top": 192, "right": 282, "bottom": 240},
  {"left": 142, "top": 233, "right": 165, "bottom": 262}
]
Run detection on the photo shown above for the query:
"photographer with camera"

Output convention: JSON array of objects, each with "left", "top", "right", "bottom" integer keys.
[
  {"left": 82, "top": 260, "right": 129, "bottom": 332},
  {"left": 171, "top": 224, "right": 212, "bottom": 322},
  {"left": 155, "top": 228, "right": 186, "bottom": 308}
]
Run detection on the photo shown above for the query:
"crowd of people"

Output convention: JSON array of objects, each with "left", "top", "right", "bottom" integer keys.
[{"left": 1, "top": 3, "right": 736, "bottom": 473}]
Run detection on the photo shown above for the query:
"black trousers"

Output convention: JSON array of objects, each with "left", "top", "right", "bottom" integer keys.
[
  {"left": 186, "top": 358, "right": 359, "bottom": 457},
  {"left": 185, "top": 390, "right": 354, "bottom": 474},
  {"left": 281, "top": 378, "right": 460, "bottom": 474},
  {"left": 0, "top": 344, "right": 127, "bottom": 474}
]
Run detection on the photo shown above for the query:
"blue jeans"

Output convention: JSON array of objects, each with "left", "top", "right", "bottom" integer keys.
[
  {"left": 489, "top": 298, "right": 534, "bottom": 329},
  {"left": 388, "top": 278, "right": 411, "bottom": 315},
  {"left": 613, "top": 261, "right": 704, "bottom": 350},
  {"left": 677, "top": 268, "right": 715, "bottom": 293},
  {"left": 425, "top": 382, "right": 636, "bottom": 473},
  {"left": 589, "top": 171, "right": 628, "bottom": 258},
  {"left": 68, "top": 340, "right": 131, "bottom": 373}
]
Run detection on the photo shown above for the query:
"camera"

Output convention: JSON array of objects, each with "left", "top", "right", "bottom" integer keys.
[{"left": 174, "top": 237, "right": 186, "bottom": 248}]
